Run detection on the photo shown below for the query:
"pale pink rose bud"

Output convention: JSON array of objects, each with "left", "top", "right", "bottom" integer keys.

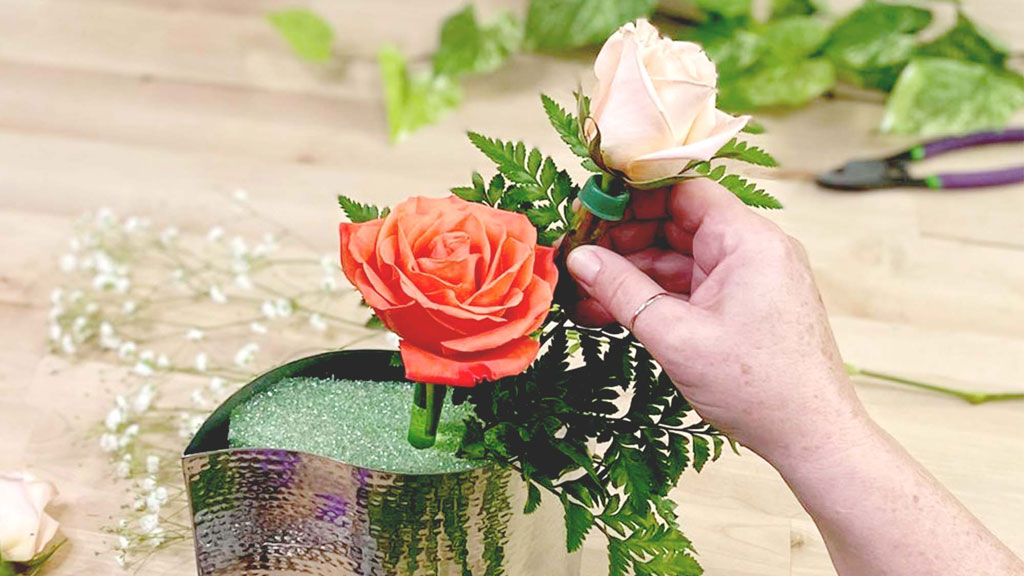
[
  {"left": 0, "top": 472, "right": 59, "bottom": 562},
  {"left": 589, "top": 19, "right": 750, "bottom": 183}
]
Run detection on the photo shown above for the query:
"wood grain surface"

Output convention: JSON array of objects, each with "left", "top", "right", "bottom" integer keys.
[{"left": 0, "top": 1, "right": 1021, "bottom": 575}]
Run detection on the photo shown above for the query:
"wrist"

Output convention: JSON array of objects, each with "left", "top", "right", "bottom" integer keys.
[{"left": 761, "top": 379, "right": 881, "bottom": 479}]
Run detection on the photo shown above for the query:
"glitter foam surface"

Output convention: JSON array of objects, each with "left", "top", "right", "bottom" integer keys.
[{"left": 228, "top": 376, "right": 477, "bottom": 474}]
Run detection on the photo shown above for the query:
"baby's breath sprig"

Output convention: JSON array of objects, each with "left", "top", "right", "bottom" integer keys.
[{"left": 48, "top": 192, "right": 388, "bottom": 571}]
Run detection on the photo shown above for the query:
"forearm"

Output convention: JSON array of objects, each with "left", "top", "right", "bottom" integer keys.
[{"left": 772, "top": 403, "right": 1023, "bottom": 576}]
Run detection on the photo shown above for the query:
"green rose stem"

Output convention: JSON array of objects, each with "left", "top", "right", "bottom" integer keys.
[
  {"left": 408, "top": 382, "right": 447, "bottom": 449},
  {"left": 845, "top": 364, "right": 1024, "bottom": 405},
  {"left": 557, "top": 173, "right": 626, "bottom": 268},
  {"left": 0, "top": 561, "right": 13, "bottom": 576}
]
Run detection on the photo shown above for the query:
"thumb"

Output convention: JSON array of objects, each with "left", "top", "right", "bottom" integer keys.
[{"left": 567, "top": 245, "right": 696, "bottom": 343}]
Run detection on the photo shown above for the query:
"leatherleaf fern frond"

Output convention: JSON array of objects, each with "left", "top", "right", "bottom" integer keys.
[{"left": 453, "top": 314, "right": 732, "bottom": 576}]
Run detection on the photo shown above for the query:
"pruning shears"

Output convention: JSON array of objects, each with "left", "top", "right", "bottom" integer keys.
[{"left": 816, "top": 128, "right": 1024, "bottom": 191}]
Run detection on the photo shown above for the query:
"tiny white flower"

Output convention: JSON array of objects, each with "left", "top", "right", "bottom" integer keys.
[
  {"left": 141, "top": 478, "right": 156, "bottom": 492},
  {"left": 156, "top": 354, "right": 170, "bottom": 369},
  {"left": 118, "top": 341, "right": 138, "bottom": 360},
  {"left": 250, "top": 322, "right": 268, "bottom": 334},
  {"left": 230, "top": 236, "right": 248, "bottom": 259},
  {"left": 85, "top": 302, "right": 99, "bottom": 315},
  {"left": 145, "top": 492, "right": 163, "bottom": 512},
  {"left": 139, "top": 513, "right": 159, "bottom": 535},
  {"left": 260, "top": 300, "right": 277, "bottom": 319},
  {"left": 209, "top": 285, "right": 227, "bottom": 304},
  {"left": 60, "top": 334, "right": 77, "bottom": 355},
  {"left": 115, "top": 551, "right": 128, "bottom": 568},
  {"left": 118, "top": 519, "right": 128, "bottom": 529},
  {"left": 146, "top": 455, "right": 161, "bottom": 474},
  {"left": 115, "top": 460, "right": 132, "bottom": 479},
  {"left": 274, "top": 299, "right": 293, "bottom": 318},
  {"left": 320, "top": 254, "right": 335, "bottom": 272},
  {"left": 118, "top": 535, "right": 130, "bottom": 550},
  {"left": 133, "top": 362, "right": 154, "bottom": 377},
  {"left": 113, "top": 277, "right": 131, "bottom": 294},
  {"left": 186, "top": 328, "right": 204, "bottom": 341},
  {"left": 191, "top": 389, "right": 208, "bottom": 408},
  {"left": 206, "top": 226, "right": 224, "bottom": 243},
  {"left": 171, "top": 269, "right": 185, "bottom": 283},
  {"left": 131, "top": 384, "right": 155, "bottom": 413},
  {"left": 96, "top": 207, "right": 116, "bottom": 228},
  {"left": 160, "top": 226, "right": 179, "bottom": 246},
  {"left": 48, "top": 323, "right": 62, "bottom": 342},
  {"left": 308, "top": 313, "right": 327, "bottom": 332},
  {"left": 58, "top": 253, "right": 77, "bottom": 272},
  {"left": 384, "top": 331, "right": 401, "bottom": 350},
  {"left": 121, "top": 300, "right": 137, "bottom": 315},
  {"left": 49, "top": 288, "right": 63, "bottom": 305},
  {"left": 132, "top": 498, "right": 146, "bottom": 511},
  {"left": 100, "top": 433, "right": 119, "bottom": 452},
  {"left": 123, "top": 216, "right": 142, "bottom": 234},
  {"left": 187, "top": 416, "right": 205, "bottom": 435},
  {"left": 208, "top": 377, "right": 226, "bottom": 393},
  {"left": 139, "top": 350, "right": 155, "bottom": 363},
  {"left": 195, "top": 352, "right": 208, "bottom": 373},
  {"left": 320, "top": 276, "right": 338, "bottom": 292},
  {"left": 234, "top": 274, "right": 253, "bottom": 291},
  {"left": 69, "top": 290, "right": 84, "bottom": 303},
  {"left": 123, "top": 424, "right": 139, "bottom": 437},
  {"left": 233, "top": 343, "right": 259, "bottom": 368},
  {"left": 232, "top": 188, "right": 250, "bottom": 203}
]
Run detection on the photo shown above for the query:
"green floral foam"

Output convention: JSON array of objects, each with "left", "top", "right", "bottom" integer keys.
[{"left": 228, "top": 376, "right": 478, "bottom": 474}]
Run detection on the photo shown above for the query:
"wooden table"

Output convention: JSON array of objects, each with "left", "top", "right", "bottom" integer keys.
[{"left": 0, "top": 1, "right": 1021, "bottom": 575}]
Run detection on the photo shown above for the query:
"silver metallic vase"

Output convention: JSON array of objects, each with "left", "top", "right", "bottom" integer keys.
[{"left": 183, "top": 350, "right": 582, "bottom": 576}]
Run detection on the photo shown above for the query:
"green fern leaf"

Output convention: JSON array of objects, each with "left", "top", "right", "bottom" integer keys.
[
  {"left": 337, "top": 194, "right": 386, "bottom": 222},
  {"left": 714, "top": 138, "right": 778, "bottom": 167}
]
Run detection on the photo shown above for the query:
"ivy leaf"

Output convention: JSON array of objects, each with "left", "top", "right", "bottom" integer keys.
[
  {"left": 379, "top": 45, "right": 462, "bottom": 143},
  {"left": 525, "top": 0, "right": 657, "bottom": 51},
  {"left": 268, "top": 9, "right": 334, "bottom": 64},
  {"left": 337, "top": 194, "right": 388, "bottom": 223},
  {"left": 720, "top": 59, "right": 835, "bottom": 110},
  {"left": 762, "top": 16, "right": 829, "bottom": 61},
  {"left": 695, "top": 0, "right": 752, "bottom": 21},
  {"left": 564, "top": 501, "right": 595, "bottom": 552},
  {"left": 916, "top": 12, "right": 1009, "bottom": 68},
  {"left": 771, "top": 0, "right": 821, "bottom": 19},
  {"left": 823, "top": 0, "right": 933, "bottom": 92},
  {"left": 880, "top": 57, "right": 1024, "bottom": 136},
  {"left": 433, "top": 6, "right": 522, "bottom": 77}
]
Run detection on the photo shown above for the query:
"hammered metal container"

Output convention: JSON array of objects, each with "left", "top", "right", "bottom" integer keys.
[{"left": 183, "top": 350, "right": 582, "bottom": 576}]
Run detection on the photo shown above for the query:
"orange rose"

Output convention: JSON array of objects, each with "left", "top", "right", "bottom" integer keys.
[{"left": 338, "top": 196, "right": 558, "bottom": 386}]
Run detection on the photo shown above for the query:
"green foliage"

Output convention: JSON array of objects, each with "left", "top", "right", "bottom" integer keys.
[
  {"left": 916, "top": 12, "right": 1009, "bottom": 68},
  {"left": 695, "top": 0, "right": 752, "bottom": 21},
  {"left": 460, "top": 127, "right": 578, "bottom": 245},
  {"left": 880, "top": 58, "right": 1024, "bottom": 136},
  {"left": 823, "top": 0, "right": 932, "bottom": 91},
  {"left": 694, "top": 162, "right": 783, "bottom": 209},
  {"left": 267, "top": 9, "right": 334, "bottom": 64},
  {"left": 457, "top": 320, "right": 730, "bottom": 575},
  {"left": 542, "top": 93, "right": 602, "bottom": 172},
  {"left": 771, "top": 0, "right": 821, "bottom": 19},
  {"left": 525, "top": 0, "right": 657, "bottom": 51},
  {"left": 433, "top": 6, "right": 522, "bottom": 77},
  {"left": 720, "top": 58, "right": 836, "bottom": 110},
  {"left": 714, "top": 139, "right": 778, "bottom": 167},
  {"left": 379, "top": 45, "right": 462, "bottom": 143},
  {"left": 762, "top": 16, "right": 829, "bottom": 61},
  {"left": 337, "top": 193, "right": 389, "bottom": 223}
]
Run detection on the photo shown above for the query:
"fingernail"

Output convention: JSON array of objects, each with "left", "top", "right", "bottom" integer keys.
[{"left": 567, "top": 246, "right": 602, "bottom": 286}]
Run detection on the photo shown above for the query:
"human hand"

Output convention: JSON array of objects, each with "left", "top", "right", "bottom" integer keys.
[{"left": 566, "top": 179, "right": 871, "bottom": 466}]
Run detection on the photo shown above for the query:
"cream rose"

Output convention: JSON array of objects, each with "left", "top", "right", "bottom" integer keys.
[
  {"left": 589, "top": 19, "right": 749, "bottom": 183},
  {"left": 0, "top": 472, "right": 59, "bottom": 563}
]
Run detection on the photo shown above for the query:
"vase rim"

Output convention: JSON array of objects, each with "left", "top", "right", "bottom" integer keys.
[{"left": 182, "top": 348, "right": 489, "bottom": 477}]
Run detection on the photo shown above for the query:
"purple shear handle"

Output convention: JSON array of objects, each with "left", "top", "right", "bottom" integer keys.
[
  {"left": 936, "top": 167, "right": 1024, "bottom": 189},
  {"left": 921, "top": 128, "right": 1024, "bottom": 157}
]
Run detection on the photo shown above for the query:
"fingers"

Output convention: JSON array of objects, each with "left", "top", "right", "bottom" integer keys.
[
  {"left": 608, "top": 221, "right": 660, "bottom": 253},
  {"left": 669, "top": 178, "right": 756, "bottom": 236},
  {"left": 567, "top": 245, "right": 696, "bottom": 344}
]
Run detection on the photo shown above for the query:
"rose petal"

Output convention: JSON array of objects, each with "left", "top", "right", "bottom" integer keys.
[
  {"left": 441, "top": 277, "right": 553, "bottom": 354},
  {"left": 625, "top": 111, "right": 750, "bottom": 182},
  {"left": 400, "top": 337, "right": 541, "bottom": 387},
  {"left": 591, "top": 27, "right": 676, "bottom": 173},
  {"left": 648, "top": 77, "right": 716, "bottom": 149}
]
